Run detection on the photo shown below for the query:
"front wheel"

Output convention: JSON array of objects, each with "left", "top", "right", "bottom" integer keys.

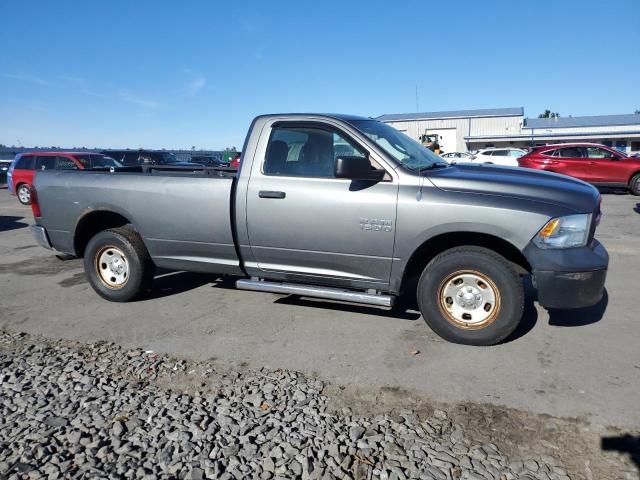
[
  {"left": 84, "top": 227, "right": 154, "bottom": 302},
  {"left": 629, "top": 173, "right": 640, "bottom": 195},
  {"left": 17, "top": 184, "right": 31, "bottom": 205},
  {"left": 417, "top": 246, "right": 524, "bottom": 345}
]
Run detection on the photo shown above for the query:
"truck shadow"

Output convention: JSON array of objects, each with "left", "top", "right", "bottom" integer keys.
[
  {"left": 273, "top": 295, "right": 422, "bottom": 321},
  {"left": 143, "top": 271, "right": 224, "bottom": 300},
  {"left": 597, "top": 186, "right": 628, "bottom": 195},
  {"left": 0, "top": 215, "right": 28, "bottom": 232},
  {"left": 501, "top": 298, "right": 538, "bottom": 343},
  {"left": 547, "top": 289, "right": 608, "bottom": 327},
  {"left": 601, "top": 434, "right": 640, "bottom": 471}
]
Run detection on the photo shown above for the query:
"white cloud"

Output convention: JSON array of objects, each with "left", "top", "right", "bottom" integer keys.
[
  {"left": 183, "top": 69, "right": 206, "bottom": 96},
  {"left": 1, "top": 73, "right": 48, "bottom": 85},
  {"left": 56, "top": 75, "right": 86, "bottom": 85},
  {"left": 186, "top": 75, "right": 206, "bottom": 96},
  {"left": 117, "top": 91, "right": 161, "bottom": 109}
]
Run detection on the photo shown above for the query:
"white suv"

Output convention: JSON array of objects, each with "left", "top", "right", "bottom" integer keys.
[{"left": 466, "top": 148, "right": 527, "bottom": 167}]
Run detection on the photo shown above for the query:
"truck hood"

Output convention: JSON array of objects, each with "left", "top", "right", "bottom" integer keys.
[{"left": 426, "top": 164, "right": 599, "bottom": 213}]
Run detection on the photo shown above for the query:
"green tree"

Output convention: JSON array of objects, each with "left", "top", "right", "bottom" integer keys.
[{"left": 538, "top": 109, "right": 560, "bottom": 119}]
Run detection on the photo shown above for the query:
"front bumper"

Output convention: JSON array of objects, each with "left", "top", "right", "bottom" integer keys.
[
  {"left": 525, "top": 239, "right": 608, "bottom": 309},
  {"left": 533, "top": 268, "right": 607, "bottom": 309},
  {"left": 31, "top": 225, "right": 52, "bottom": 250}
]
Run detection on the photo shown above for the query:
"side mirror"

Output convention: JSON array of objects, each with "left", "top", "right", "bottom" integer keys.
[{"left": 335, "top": 156, "right": 385, "bottom": 181}]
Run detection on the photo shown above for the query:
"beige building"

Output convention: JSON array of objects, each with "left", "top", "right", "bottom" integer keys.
[{"left": 378, "top": 108, "right": 640, "bottom": 155}]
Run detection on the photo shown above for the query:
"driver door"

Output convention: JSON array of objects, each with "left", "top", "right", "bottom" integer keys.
[{"left": 245, "top": 123, "right": 398, "bottom": 289}]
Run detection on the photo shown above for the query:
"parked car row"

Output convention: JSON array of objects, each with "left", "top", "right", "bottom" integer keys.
[
  {"left": 441, "top": 144, "right": 640, "bottom": 194},
  {"left": 8, "top": 152, "right": 123, "bottom": 204},
  {"left": 6, "top": 150, "right": 243, "bottom": 205},
  {"left": 7, "top": 140, "right": 638, "bottom": 207},
  {"left": 441, "top": 148, "right": 527, "bottom": 167}
]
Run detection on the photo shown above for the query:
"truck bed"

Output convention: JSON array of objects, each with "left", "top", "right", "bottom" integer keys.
[{"left": 35, "top": 167, "right": 243, "bottom": 275}]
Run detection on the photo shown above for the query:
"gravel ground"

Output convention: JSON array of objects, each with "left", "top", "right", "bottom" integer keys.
[{"left": 0, "top": 331, "right": 636, "bottom": 480}]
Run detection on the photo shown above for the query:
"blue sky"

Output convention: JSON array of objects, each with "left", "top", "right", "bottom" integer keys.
[{"left": 1, "top": 0, "right": 639, "bottom": 149}]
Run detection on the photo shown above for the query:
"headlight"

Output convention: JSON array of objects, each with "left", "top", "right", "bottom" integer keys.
[{"left": 533, "top": 214, "right": 590, "bottom": 249}]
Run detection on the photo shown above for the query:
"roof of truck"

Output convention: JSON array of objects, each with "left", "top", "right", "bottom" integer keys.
[{"left": 257, "top": 113, "right": 374, "bottom": 122}]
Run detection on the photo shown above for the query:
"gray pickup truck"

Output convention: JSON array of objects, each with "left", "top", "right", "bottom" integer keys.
[{"left": 31, "top": 114, "right": 608, "bottom": 345}]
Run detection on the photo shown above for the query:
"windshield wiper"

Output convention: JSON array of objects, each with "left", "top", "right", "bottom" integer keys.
[
  {"left": 427, "top": 162, "right": 449, "bottom": 169},
  {"left": 410, "top": 162, "right": 448, "bottom": 171}
]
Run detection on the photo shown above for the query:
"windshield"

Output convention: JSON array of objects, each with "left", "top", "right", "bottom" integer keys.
[{"left": 350, "top": 120, "right": 448, "bottom": 171}]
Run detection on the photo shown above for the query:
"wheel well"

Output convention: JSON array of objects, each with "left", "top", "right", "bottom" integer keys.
[
  {"left": 401, "top": 232, "right": 531, "bottom": 294},
  {"left": 629, "top": 170, "right": 640, "bottom": 183},
  {"left": 74, "top": 211, "right": 131, "bottom": 256}
]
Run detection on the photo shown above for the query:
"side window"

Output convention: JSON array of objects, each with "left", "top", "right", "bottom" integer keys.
[
  {"left": 586, "top": 147, "right": 615, "bottom": 159},
  {"left": 508, "top": 150, "right": 523, "bottom": 157},
  {"left": 35, "top": 156, "right": 56, "bottom": 170},
  {"left": 108, "top": 152, "right": 125, "bottom": 162},
  {"left": 56, "top": 156, "right": 79, "bottom": 170},
  {"left": 16, "top": 156, "right": 35, "bottom": 169},
  {"left": 542, "top": 149, "right": 557, "bottom": 157},
  {"left": 557, "top": 147, "right": 584, "bottom": 158},
  {"left": 264, "top": 126, "right": 365, "bottom": 177},
  {"left": 491, "top": 150, "right": 508, "bottom": 156},
  {"left": 123, "top": 153, "right": 141, "bottom": 165},
  {"left": 74, "top": 156, "right": 91, "bottom": 168},
  {"left": 481, "top": 151, "right": 493, "bottom": 156},
  {"left": 333, "top": 132, "right": 365, "bottom": 161}
]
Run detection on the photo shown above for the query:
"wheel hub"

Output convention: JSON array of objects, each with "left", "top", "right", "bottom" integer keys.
[
  {"left": 439, "top": 270, "right": 501, "bottom": 329},
  {"left": 457, "top": 286, "right": 483, "bottom": 309},
  {"left": 96, "top": 246, "right": 129, "bottom": 289},
  {"left": 18, "top": 186, "right": 30, "bottom": 203}
]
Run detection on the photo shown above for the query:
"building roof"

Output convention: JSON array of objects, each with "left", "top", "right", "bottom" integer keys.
[
  {"left": 377, "top": 107, "right": 524, "bottom": 122},
  {"left": 524, "top": 114, "right": 640, "bottom": 129}
]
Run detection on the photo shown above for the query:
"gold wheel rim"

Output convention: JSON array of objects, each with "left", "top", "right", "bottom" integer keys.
[
  {"left": 95, "top": 246, "right": 129, "bottom": 289},
  {"left": 437, "top": 269, "right": 501, "bottom": 330}
]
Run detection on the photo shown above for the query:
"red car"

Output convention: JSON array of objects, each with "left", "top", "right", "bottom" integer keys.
[
  {"left": 8, "top": 152, "right": 121, "bottom": 205},
  {"left": 228, "top": 152, "right": 241, "bottom": 170},
  {"left": 518, "top": 143, "right": 640, "bottom": 195}
]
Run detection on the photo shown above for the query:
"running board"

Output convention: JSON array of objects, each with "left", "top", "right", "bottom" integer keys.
[{"left": 236, "top": 279, "right": 394, "bottom": 307}]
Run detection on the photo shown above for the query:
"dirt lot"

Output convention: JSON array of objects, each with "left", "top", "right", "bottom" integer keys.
[{"left": 0, "top": 187, "right": 639, "bottom": 478}]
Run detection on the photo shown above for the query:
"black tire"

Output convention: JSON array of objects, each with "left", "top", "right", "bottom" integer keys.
[
  {"left": 83, "top": 227, "right": 154, "bottom": 302},
  {"left": 629, "top": 173, "right": 640, "bottom": 196},
  {"left": 417, "top": 246, "right": 524, "bottom": 346},
  {"left": 16, "top": 184, "right": 31, "bottom": 205}
]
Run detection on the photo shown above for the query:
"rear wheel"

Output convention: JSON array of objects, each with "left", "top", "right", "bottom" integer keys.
[
  {"left": 84, "top": 227, "right": 154, "bottom": 302},
  {"left": 629, "top": 173, "right": 640, "bottom": 195},
  {"left": 17, "top": 184, "right": 31, "bottom": 205},
  {"left": 417, "top": 246, "right": 524, "bottom": 345}
]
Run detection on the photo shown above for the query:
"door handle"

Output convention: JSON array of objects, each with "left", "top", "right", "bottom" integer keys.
[{"left": 259, "top": 190, "right": 286, "bottom": 199}]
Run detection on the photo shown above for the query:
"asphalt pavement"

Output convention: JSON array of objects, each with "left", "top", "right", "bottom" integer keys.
[{"left": 0, "top": 187, "right": 638, "bottom": 430}]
